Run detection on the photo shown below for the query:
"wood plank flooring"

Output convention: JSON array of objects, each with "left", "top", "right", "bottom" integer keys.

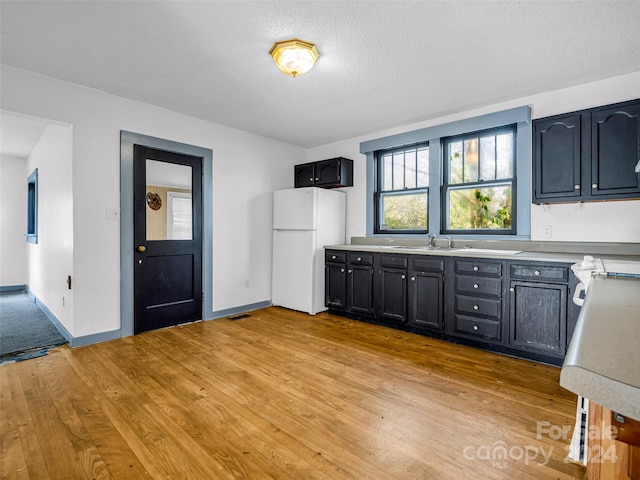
[{"left": 1, "top": 307, "right": 585, "bottom": 479}]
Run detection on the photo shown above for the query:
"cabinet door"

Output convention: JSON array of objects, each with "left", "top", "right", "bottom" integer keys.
[
  {"left": 325, "top": 263, "right": 347, "bottom": 309},
  {"left": 509, "top": 281, "right": 567, "bottom": 356},
  {"left": 533, "top": 114, "right": 583, "bottom": 202},
  {"left": 315, "top": 158, "right": 341, "bottom": 187},
  {"left": 347, "top": 265, "right": 374, "bottom": 315},
  {"left": 591, "top": 102, "right": 640, "bottom": 197},
  {"left": 294, "top": 163, "right": 316, "bottom": 188},
  {"left": 408, "top": 272, "right": 443, "bottom": 330},
  {"left": 378, "top": 267, "right": 407, "bottom": 324}
]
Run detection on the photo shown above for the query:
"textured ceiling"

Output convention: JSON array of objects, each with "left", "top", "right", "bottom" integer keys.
[{"left": 2, "top": 1, "right": 640, "bottom": 148}]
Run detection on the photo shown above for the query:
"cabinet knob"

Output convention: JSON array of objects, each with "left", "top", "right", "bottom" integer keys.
[
  {"left": 357, "top": 257, "right": 362, "bottom": 261},
  {"left": 315, "top": 177, "right": 320, "bottom": 181},
  {"left": 473, "top": 266, "right": 479, "bottom": 272},
  {"left": 510, "top": 287, "right": 515, "bottom": 292},
  {"left": 340, "top": 268, "right": 345, "bottom": 273},
  {"left": 309, "top": 177, "right": 314, "bottom": 182},
  {"left": 473, "top": 305, "right": 479, "bottom": 310},
  {"left": 348, "top": 269, "right": 352, "bottom": 274},
  {"left": 401, "top": 274, "right": 406, "bottom": 279},
  {"left": 534, "top": 270, "right": 540, "bottom": 276},
  {"left": 574, "top": 184, "right": 580, "bottom": 190},
  {"left": 332, "top": 255, "right": 336, "bottom": 260},
  {"left": 473, "top": 283, "right": 479, "bottom": 289},
  {"left": 592, "top": 183, "right": 598, "bottom": 189},
  {"left": 411, "top": 276, "right": 416, "bottom": 281},
  {"left": 473, "top": 325, "right": 479, "bottom": 331}
]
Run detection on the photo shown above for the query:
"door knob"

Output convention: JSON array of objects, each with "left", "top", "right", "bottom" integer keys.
[{"left": 137, "top": 245, "right": 146, "bottom": 252}]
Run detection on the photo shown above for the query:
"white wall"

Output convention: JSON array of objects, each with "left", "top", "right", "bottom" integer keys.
[
  {"left": 26, "top": 123, "right": 74, "bottom": 331},
  {"left": 308, "top": 71, "right": 640, "bottom": 244},
  {"left": 0, "top": 154, "right": 28, "bottom": 286},
  {"left": 1, "top": 65, "right": 305, "bottom": 338}
]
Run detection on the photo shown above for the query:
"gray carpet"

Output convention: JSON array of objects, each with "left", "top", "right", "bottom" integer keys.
[{"left": 0, "top": 291, "right": 66, "bottom": 362}]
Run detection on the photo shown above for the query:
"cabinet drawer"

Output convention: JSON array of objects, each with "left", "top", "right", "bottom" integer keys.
[
  {"left": 510, "top": 264, "right": 569, "bottom": 282},
  {"left": 347, "top": 253, "right": 373, "bottom": 266},
  {"left": 455, "top": 260, "right": 502, "bottom": 277},
  {"left": 455, "top": 275, "right": 502, "bottom": 298},
  {"left": 454, "top": 315, "right": 501, "bottom": 341},
  {"left": 379, "top": 255, "right": 408, "bottom": 269},
  {"left": 326, "top": 251, "right": 346, "bottom": 263},
  {"left": 455, "top": 295, "right": 502, "bottom": 319},
  {"left": 411, "top": 257, "right": 444, "bottom": 273}
]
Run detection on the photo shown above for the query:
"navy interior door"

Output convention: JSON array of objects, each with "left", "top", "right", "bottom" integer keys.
[{"left": 133, "top": 145, "right": 202, "bottom": 334}]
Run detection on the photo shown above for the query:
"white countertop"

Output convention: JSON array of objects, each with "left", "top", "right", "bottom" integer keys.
[{"left": 560, "top": 273, "right": 640, "bottom": 421}]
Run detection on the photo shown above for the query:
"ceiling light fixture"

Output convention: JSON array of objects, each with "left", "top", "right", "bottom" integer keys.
[{"left": 269, "top": 38, "right": 319, "bottom": 78}]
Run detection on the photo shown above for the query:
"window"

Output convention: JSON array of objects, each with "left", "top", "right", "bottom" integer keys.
[
  {"left": 26, "top": 168, "right": 38, "bottom": 244},
  {"left": 166, "top": 191, "right": 193, "bottom": 240},
  {"left": 443, "top": 126, "right": 515, "bottom": 234},
  {"left": 375, "top": 144, "right": 429, "bottom": 233},
  {"left": 363, "top": 106, "right": 531, "bottom": 238}
]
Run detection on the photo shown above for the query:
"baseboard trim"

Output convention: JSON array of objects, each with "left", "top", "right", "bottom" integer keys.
[
  {"left": 25, "top": 286, "right": 73, "bottom": 344},
  {"left": 70, "top": 330, "right": 122, "bottom": 348},
  {"left": 209, "top": 301, "right": 271, "bottom": 320},
  {"left": 0, "top": 284, "right": 27, "bottom": 293}
]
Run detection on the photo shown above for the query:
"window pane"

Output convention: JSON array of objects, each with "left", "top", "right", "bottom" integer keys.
[
  {"left": 417, "top": 148, "right": 429, "bottom": 187},
  {"left": 496, "top": 132, "right": 514, "bottom": 178},
  {"left": 405, "top": 150, "right": 417, "bottom": 189},
  {"left": 447, "top": 184, "right": 512, "bottom": 230},
  {"left": 449, "top": 141, "right": 463, "bottom": 183},
  {"left": 480, "top": 136, "right": 496, "bottom": 181},
  {"left": 383, "top": 154, "right": 393, "bottom": 190},
  {"left": 380, "top": 192, "right": 428, "bottom": 231},
  {"left": 464, "top": 139, "right": 478, "bottom": 183},
  {"left": 393, "top": 152, "right": 405, "bottom": 190}
]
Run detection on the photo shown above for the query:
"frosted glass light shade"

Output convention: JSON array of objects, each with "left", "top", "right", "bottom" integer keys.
[{"left": 269, "top": 39, "right": 319, "bottom": 77}]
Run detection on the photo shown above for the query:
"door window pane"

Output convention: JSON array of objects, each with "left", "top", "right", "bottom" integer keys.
[{"left": 145, "top": 159, "right": 193, "bottom": 240}]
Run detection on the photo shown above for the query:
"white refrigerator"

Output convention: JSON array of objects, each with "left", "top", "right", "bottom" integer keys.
[{"left": 272, "top": 187, "right": 346, "bottom": 315}]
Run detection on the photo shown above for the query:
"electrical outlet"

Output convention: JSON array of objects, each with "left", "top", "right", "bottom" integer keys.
[{"left": 543, "top": 225, "right": 552, "bottom": 238}]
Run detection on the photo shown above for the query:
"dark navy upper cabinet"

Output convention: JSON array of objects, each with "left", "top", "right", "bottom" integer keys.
[
  {"left": 533, "top": 113, "right": 584, "bottom": 201},
  {"left": 294, "top": 157, "right": 353, "bottom": 189},
  {"left": 533, "top": 99, "right": 640, "bottom": 204},
  {"left": 591, "top": 102, "right": 640, "bottom": 197}
]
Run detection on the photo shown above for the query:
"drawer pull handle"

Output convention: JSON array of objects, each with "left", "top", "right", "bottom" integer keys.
[
  {"left": 473, "top": 266, "right": 479, "bottom": 272},
  {"left": 473, "top": 325, "right": 479, "bottom": 331},
  {"left": 473, "top": 283, "right": 479, "bottom": 289},
  {"left": 534, "top": 270, "right": 541, "bottom": 276},
  {"left": 473, "top": 305, "right": 479, "bottom": 310}
]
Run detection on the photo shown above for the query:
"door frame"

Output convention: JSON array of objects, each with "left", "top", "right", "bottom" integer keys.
[{"left": 120, "top": 131, "right": 213, "bottom": 337}]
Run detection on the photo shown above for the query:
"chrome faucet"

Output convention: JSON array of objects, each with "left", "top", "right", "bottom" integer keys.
[
  {"left": 426, "top": 233, "right": 436, "bottom": 248},
  {"left": 446, "top": 236, "right": 453, "bottom": 248}
]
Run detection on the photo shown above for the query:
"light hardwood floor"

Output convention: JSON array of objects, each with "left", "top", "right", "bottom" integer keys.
[{"left": 1, "top": 307, "right": 585, "bottom": 479}]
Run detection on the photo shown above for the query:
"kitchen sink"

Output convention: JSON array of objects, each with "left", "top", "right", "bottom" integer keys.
[
  {"left": 382, "top": 245, "right": 456, "bottom": 251},
  {"left": 457, "top": 248, "right": 522, "bottom": 255}
]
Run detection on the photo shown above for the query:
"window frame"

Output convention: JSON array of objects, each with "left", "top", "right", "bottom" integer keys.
[
  {"left": 26, "top": 168, "right": 38, "bottom": 244},
  {"left": 361, "top": 106, "right": 531, "bottom": 239},
  {"left": 373, "top": 143, "right": 429, "bottom": 235},
  {"left": 441, "top": 125, "right": 517, "bottom": 236}
]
